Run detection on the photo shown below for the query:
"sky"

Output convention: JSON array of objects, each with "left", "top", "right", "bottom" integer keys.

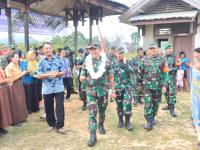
[{"left": 0, "top": 0, "right": 141, "bottom": 44}]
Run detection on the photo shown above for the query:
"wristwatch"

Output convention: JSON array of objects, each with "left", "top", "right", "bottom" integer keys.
[{"left": 112, "top": 90, "right": 116, "bottom": 93}]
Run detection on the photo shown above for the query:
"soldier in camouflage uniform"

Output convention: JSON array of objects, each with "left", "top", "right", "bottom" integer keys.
[
  {"left": 1, "top": 45, "right": 13, "bottom": 71},
  {"left": 162, "top": 43, "right": 181, "bottom": 117},
  {"left": 80, "top": 44, "right": 116, "bottom": 147},
  {"left": 132, "top": 48, "right": 144, "bottom": 105},
  {"left": 138, "top": 43, "right": 168, "bottom": 130},
  {"left": 113, "top": 47, "right": 135, "bottom": 130},
  {"left": 107, "top": 46, "right": 118, "bottom": 102},
  {"left": 64, "top": 47, "right": 78, "bottom": 94},
  {"left": 75, "top": 48, "right": 88, "bottom": 111}
]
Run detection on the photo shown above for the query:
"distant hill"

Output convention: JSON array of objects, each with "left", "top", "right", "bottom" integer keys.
[{"left": 0, "top": 36, "right": 41, "bottom": 44}]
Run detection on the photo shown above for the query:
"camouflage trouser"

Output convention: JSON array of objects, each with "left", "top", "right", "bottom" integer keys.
[
  {"left": 133, "top": 86, "right": 144, "bottom": 97},
  {"left": 80, "top": 81, "right": 87, "bottom": 103},
  {"left": 115, "top": 86, "right": 132, "bottom": 117},
  {"left": 164, "top": 82, "right": 177, "bottom": 105},
  {"left": 132, "top": 77, "right": 143, "bottom": 97},
  {"left": 87, "top": 94, "right": 108, "bottom": 131},
  {"left": 144, "top": 89, "right": 162, "bottom": 119}
]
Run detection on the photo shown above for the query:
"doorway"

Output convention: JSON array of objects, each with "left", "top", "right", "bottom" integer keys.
[{"left": 156, "top": 38, "right": 169, "bottom": 55}]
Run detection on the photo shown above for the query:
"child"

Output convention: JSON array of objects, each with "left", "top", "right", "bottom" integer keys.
[
  {"left": 189, "top": 48, "right": 200, "bottom": 71},
  {"left": 177, "top": 67, "right": 184, "bottom": 93}
]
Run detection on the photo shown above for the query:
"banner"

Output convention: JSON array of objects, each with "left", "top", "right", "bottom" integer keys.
[
  {"left": 191, "top": 67, "right": 200, "bottom": 141},
  {"left": 0, "top": 9, "right": 63, "bottom": 36}
]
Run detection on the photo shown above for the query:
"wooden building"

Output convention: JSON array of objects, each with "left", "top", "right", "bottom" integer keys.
[
  {"left": 0, "top": 0, "right": 129, "bottom": 53},
  {"left": 119, "top": 0, "right": 200, "bottom": 85}
]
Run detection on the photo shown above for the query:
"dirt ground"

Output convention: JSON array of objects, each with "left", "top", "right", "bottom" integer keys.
[{"left": 0, "top": 91, "right": 199, "bottom": 150}]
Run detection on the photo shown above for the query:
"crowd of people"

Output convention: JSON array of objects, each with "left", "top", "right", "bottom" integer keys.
[{"left": 0, "top": 42, "right": 200, "bottom": 147}]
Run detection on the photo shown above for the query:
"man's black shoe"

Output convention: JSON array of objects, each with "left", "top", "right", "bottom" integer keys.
[
  {"left": 118, "top": 116, "right": 124, "bottom": 128},
  {"left": 88, "top": 130, "right": 97, "bottom": 147},
  {"left": 124, "top": 117, "right": 133, "bottom": 130},
  {"left": 144, "top": 118, "right": 153, "bottom": 130},
  {"left": 98, "top": 122, "right": 105, "bottom": 134}
]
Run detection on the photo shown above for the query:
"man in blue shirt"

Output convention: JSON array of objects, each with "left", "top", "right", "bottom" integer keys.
[
  {"left": 179, "top": 51, "right": 189, "bottom": 92},
  {"left": 59, "top": 48, "right": 73, "bottom": 102},
  {"left": 37, "top": 42, "right": 66, "bottom": 134}
]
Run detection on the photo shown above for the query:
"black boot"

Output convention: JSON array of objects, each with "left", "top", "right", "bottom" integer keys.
[
  {"left": 110, "top": 98, "right": 113, "bottom": 102},
  {"left": 162, "top": 104, "right": 170, "bottom": 110},
  {"left": 152, "top": 117, "right": 156, "bottom": 126},
  {"left": 98, "top": 122, "right": 105, "bottom": 134},
  {"left": 82, "top": 102, "right": 87, "bottom": 111},
  {"left": 71, "top": 88, "right": 78, "bottom": 94},
  {"left": 169, "top": 104, "right": 177, "bottom": 117},
  {"left": 118, "top": 116, "right": 124, "bottom": 128},
  {"left": 124, "top": 117, "right": 133, "bottom": 130},
  {"left": 138, "top": 97, "right": 144, "bottom": 104},
  {"left": 144, "top": 118, "right": 153, "bottom": 130},
  {"left": 88, "top": 130, "right": 97, "bottom": 147},
  {"left": 0, "top": 133, "right": 4, "bottom": 137},
  {"left": 0, "top": 128, "right": 8, "bottom": 134},
  {"left": 133, "top": 97, "right": 138, "bottom": 105}
]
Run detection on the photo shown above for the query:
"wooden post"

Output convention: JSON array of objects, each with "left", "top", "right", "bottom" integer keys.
[
  {"left": 75, "top": 25, "right": 78, "bottom": 52},
  {"left": 137, "top": 25, "right": 140, "bottom": 35},
  {"left": 22, "top": 3, "right": 30, "bottom": 54},
  {"left": 5, "top": 8, "right": 12, "bottom": 45},
  {"left": 89, "top": 8, "right": 93, "bottom": 43},
  {"left": 73, "top": 10, "right": 78, "bottom": 52},
  {"left": 24, "top": 12, "right": 29, "bottom": 54}
]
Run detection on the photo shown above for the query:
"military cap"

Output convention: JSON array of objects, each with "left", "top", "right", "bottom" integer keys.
[
  {"left": 7, "top": 45, "right": 14, "bottom": 49},
  {"left": 78, "top": 48, "right": 84, "bottom": 54},
  {"left": 111, "top": 46, "right": 117, "bottom": 50},
  {"left": 149, "top": 43, "right": 158, "bottom": 49},
  {"left": 63, "top": 47, "right": 71, "bottom": 53},
  {"left": 90, "top": 43, "right": 101, "bottom": 49},
  {"left": 165, "top": 43, "right": 173, "bottom": 50},
  {"left": 115, "top": 46, "right": 125, "bottom": 54}
]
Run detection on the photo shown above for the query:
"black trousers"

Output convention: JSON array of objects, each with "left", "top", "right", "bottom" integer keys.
[
  {"left": 78, "top": 78, "right": 81, "bottom": 96},
  {"left": 63, "top": 78, "right": 72, "bottom": 99},
  {"left": 44, "top": 92, "right": 64, "bottom": 129},
  {"left": 37, "top": 82, "right": 42, "bottom": 102}
]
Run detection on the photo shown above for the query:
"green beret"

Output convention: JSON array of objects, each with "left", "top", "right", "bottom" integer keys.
[
  {"left": 165, "top": 43, "right": 173, "bottom": 50},
  {"left": 115, "top": 46, "right": 125, "bottom": 54}
]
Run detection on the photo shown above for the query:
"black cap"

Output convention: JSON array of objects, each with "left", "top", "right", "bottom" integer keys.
[{"left": 78, "top": 48, "right": 84, "bottom": 54}]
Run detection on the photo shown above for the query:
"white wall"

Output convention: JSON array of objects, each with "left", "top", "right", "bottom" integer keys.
[
  {"left": 143, "top": 25, "right": 154, "bottom": 50},
  {"left": 195, "top": 13, "right": 200, "bottom": 49}
]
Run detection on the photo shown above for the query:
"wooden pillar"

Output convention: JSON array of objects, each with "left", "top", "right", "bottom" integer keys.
[
  {"left": 73, "top": 10, "right": 78, "bottom": 52},
  {"left": 89, "top": 8, "right": 93, "bottom": 43},
  {"left": 75, "top": 25, "right": 78, "bottom": 52},
  {"left": 5, "top": 8, "right": 12, "bottom": 45},
  {"left": 22, "top": 3, "right": 30, "bottom": 54}
]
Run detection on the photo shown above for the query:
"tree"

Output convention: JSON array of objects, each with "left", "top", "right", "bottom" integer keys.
[{"left": 131, "top": 32, "right": 141, "bottom": 47}]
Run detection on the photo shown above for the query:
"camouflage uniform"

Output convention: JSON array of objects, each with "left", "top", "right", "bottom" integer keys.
[
  {"left": 76, "top": 57, "right": 87, "bottom": 103},
  {"left": 81, "top": 55, "right": 113, "bottom": 131},
  {"left": 113, "top": 59, "right": 135, "bottom": 117},
  {"left": 0, "top": 54, "right": 9, "bottom": 71},
  {"left": 107, "top": 54, "right": 117, "bottom": 63},
  {"left": 138, "top": 55, "right": 168, "bottom": 119},
  {"left": 163, "top": 53, "right": 180, "bottom": 105},
  {"left": 132, "top": 56, "right": 144, "bottom": 97}
]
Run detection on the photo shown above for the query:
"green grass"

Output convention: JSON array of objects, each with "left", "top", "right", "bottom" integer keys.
[{"left": 0, "top": 91, "right": 198, "bottom": 150}]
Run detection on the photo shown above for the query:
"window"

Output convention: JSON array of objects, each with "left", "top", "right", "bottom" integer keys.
[{"left": 155, "top": 24, "right": 172, "bottom": 35}]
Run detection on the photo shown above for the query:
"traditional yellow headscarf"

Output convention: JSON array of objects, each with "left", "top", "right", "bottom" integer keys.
[{"left": 27, "top": 51, "right": 37, "bottom": 75}]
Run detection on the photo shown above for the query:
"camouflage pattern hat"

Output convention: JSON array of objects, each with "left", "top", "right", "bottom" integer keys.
[
  {"left": 63, "top": 47, "right": 71, "bottom": 53},
  {"left": 115, "top": 46, "right": 125, "bottom": 54},
  {"left": 111, "top": 46, "right": 117, "bottom": 50},
  {"left": 7, "top": 45, "right": 14, "bottom": 49},
  {"left": 165, "top": 43, "right": 173, "bottom": 50},
  {"left": 90, "top": 43, "right": 101, "bottom": 49},
  {"left": 149, "top": 43, "right": 158, "bottom": 49}
]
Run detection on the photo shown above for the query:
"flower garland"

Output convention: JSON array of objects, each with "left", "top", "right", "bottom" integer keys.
[{"left": 86, "top": 52, "right": 106, "bottom": 80}]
